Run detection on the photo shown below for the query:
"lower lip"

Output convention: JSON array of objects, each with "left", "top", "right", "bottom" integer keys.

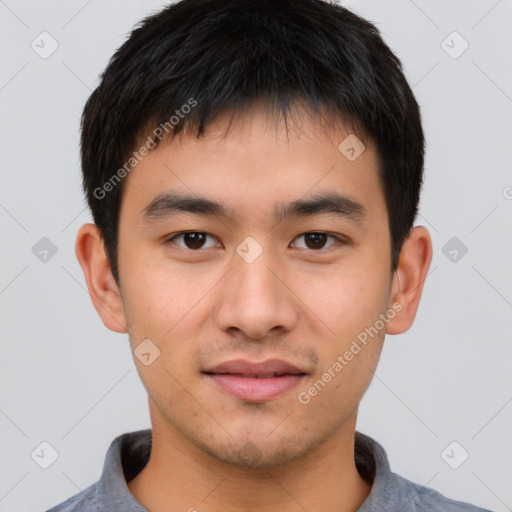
[{"left": 205, "top": 374, "right": 305, "bottom": 402}]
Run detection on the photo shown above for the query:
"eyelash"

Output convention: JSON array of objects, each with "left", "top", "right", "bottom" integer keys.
[{"left": 165, "top": 231, "right": 345, "bottom": 252}]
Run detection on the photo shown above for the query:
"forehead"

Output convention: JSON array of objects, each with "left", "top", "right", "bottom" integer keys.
[{"left": 119, "top": 105, "right": 385, "bottom": 227}]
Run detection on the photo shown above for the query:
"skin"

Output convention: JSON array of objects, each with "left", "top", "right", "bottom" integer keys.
[{"left": 76, "top": 105, "right": 432, "bottom": 512}]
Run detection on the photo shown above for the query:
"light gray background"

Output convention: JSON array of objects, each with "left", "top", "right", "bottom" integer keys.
[{"left": 1, "top": 1, "right": 511, "bottom": 511}]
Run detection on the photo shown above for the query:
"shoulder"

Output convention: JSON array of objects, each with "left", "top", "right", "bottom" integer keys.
[
  {"left": 354, "top": 432, "right": 494, "bottom": 512},
  {"left": 44, "top": 429, "right": 151, "bottom": 512},
  {"left": 394, "top": 473, "right": 494, "bottom": 512},
  {"left": 44, "top": 482, "right": 98, "bottom": 512}
]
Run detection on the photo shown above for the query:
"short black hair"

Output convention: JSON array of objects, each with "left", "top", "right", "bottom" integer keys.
[{"left": 81, "top": 0, "right": 424, "bottom": 285}]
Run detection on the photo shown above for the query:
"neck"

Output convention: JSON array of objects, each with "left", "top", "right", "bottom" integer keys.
[{"left": 128, "top": 411, "right": 371, "bottom": 512}]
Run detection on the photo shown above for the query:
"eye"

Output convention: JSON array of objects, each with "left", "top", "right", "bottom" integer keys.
[
  {"left": 291, "top": 232, "right": 340, "bottom": 250},
  {"left": 167, "top": 231, "right": 220, "bottom": 250}
]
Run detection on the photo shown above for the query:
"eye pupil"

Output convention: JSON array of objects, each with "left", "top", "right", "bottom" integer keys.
[
  {"left": 175, "top": 232, "right": 333, "bottom": 251},
  {"left": 184, "top": 232, "right": 206, "bottom": 249},
  {"left": 305, "top": 233, "right": 327, "bottom": 249}
]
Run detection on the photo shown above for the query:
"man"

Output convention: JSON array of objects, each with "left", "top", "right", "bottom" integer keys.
[{"left": 47, "top": 0, "right": 493, "bottom": 510}]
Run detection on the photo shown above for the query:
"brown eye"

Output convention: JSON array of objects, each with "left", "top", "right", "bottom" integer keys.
[
  {"left": 305, "top": 233, "right": 327, "bottom": 249},
  {"left": 169, "top": 232, "right": 219, "bottom": 250},
  {"left": 292, "top": 232, "right": 338, "bottom": 250}
]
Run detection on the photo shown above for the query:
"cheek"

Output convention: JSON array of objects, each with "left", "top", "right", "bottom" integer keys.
[
  {"left": 299, "top": 324, "right": 385, "bottom": 419},
  {"left": 119, "top": 255, "right": 196, "bottom": 339},
  {"left": 294, "top": 259, "right": 390, "bottom": 394},
  {"left": 298, "top": 262, "right": 391, "bottom": 334},
  {"left": 119, "top": 262, "right": 213, "bottom": 389}
]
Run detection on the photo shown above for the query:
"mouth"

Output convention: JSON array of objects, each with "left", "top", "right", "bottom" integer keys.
[{"left": 202, "top": 358, "right": 307, "bottom": 402}]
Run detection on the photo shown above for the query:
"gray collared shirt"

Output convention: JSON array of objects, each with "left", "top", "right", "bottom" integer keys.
[{"left": 46, "top": 429, "right": 493, "bottom": 511}]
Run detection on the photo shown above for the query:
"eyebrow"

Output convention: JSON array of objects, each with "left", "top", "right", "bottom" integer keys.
[{"left": 142, "top": 191, "right": 366, "bottom": 224}]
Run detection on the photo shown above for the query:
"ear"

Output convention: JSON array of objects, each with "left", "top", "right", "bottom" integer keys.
[
  {"left": 75, "top": 223, "right": 127, "bottom": 333},
  {"left": 386, "top": 226, "right": 432, "bottom": 335}
]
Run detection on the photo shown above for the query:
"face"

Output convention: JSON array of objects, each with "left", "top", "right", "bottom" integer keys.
[{"left": 115, "top": 106, "right": 395, "bottom": 468}]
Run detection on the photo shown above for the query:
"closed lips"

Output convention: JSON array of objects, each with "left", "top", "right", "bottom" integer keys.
[
  {"left": 203, "top": 359, "right": 307, "bottom": 401},
  {"left": 203, "top": 358, "right": 307, "bottom": 376},
  {"left": 206, "top": 372, "right": 304, "bottom": 378}
]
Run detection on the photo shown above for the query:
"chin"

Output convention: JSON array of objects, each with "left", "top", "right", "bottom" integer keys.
[{"left": 193, "top": 431, "right": 313, "bottom": 470}]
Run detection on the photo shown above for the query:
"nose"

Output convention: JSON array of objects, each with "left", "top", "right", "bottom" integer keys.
[{"left": 214, "top": 247, "right": 299, "bottom": 340}]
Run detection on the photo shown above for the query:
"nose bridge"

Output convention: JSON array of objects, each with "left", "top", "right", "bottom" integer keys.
[
  {"left": 237, "top": 247, "right": 277, "bottom": 296},
  {"left": 232, "top": 234, "right": 279, "bottom": 292},
  {"left": 215, "top": 241, "right": 298, "bottom": 338}
]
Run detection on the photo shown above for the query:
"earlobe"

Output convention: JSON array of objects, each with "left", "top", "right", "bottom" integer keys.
[
  {"left": 75, "top": 223, "right": 128, "bottom": 333},
  {"left": 386, "top": 226, "right": 433, "bottom": 335}
]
